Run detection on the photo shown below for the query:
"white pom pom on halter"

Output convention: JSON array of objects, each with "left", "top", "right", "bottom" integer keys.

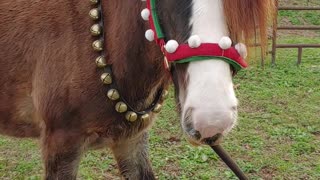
[
  {"left": 145, "top": 29, "right": 155, "bottom": 42},
  {"left": 235, "top": 43, "right": 248, "bottom": 59},
  {"left": 141, "top": 8, "right": 150, "bottom": 21},
  {"left": 218, "top": 36, "right": 232, "bottom": 50},
  {"left": 165, "top": 40, "right": 179, "bottom": 53},
  {"left": 188, "top": 35, "right": 201, "bottom": 48}
]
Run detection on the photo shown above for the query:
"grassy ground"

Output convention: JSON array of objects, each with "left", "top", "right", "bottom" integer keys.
[
  {"left": 0, "top": 1, "right": 319, "bottom": 180},
  {"left": 279, "top": 0, "right": 320, "bottom": 26}
]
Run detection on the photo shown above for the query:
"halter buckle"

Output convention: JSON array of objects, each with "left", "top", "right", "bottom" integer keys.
[{"left": 163, "top": 56, "right": 170, "bottom": 70}]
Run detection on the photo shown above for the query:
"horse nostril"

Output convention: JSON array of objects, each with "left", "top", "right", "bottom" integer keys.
[
  {"left": 183, "top": 108, "right": 202, "bottom": 141},
  {"left": 184, "top": 107, "right": 194, "bottom": 119},
  {"left": 231, "top": 106, "right": 237, "bottom": 111},
  {"left": 186, "top": 128, "right": 202, "bottom": 141},
  {"left": 185, "top": 122, "right": 193, "bottom": 132},
  {"left": 203, "top": 133, "right": 223, "bottom": 146},
  {"left": 183, "top": 107, "right": 194, "bottom": 131},
  {"left": 192, "top": 130, "right": 201, "bottom": 140}
]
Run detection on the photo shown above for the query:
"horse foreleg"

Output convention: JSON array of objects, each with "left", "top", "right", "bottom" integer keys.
[
  {"left": 42, "top": 129, "right": 85, "bottom": 180},
  {"left": 111, "top": 132, "right": 155, "bottom": 180}
]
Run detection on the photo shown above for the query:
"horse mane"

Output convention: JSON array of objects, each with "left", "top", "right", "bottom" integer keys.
[{"left": 223, "top": 0, "right": 275, "bottom": 55}]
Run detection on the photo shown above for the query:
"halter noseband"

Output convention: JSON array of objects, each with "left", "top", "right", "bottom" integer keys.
[{"left": 142, "top": 0, "right": 248, "bottom": 72}]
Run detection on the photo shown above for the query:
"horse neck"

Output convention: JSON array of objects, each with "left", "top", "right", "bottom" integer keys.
[{"left": 102, "top": 1, "right": 169, "bottom": 108}]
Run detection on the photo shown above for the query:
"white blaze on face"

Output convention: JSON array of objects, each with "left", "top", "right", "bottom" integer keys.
[{"left": 181, "top": 0, "right": 238, "bottom": 140}]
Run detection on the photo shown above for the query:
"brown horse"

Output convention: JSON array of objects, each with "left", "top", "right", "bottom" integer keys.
[{"left": 0, "top": 0, "right": 274, "bottom": 179}]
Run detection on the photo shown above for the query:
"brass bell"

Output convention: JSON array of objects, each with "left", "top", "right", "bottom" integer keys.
[
  {"left": 115, "top": 102, "right": 128, "bottom": 113},
  {"left": 95, "top": 56, "right": 107, "bottom": 68},
  {"left": 141, "top": 114, "right": 150, "bottom": 121},
  {"left": 100, "top": 73, "right": 112, "bottom": 84},
  {"left": 90, "top": 24, "right": 102, "bottom": 36},
  {"left": 152, "top": 104, "right": 162, "bottom": 113},
  {"left": 161, "top": 90, "right": 169, "bottom": 100},
  {"left": 107, "top": 89, "right": 120, "bottom": 101},
  {"left": 89, "top": 0, "right": 99, "bottom": 5},
  {"left": 89, "top": 8, "right": 100, "bottom": 20},
  {"left": 125, "top": 111, "right": 138, "bottom": 122},
  {"left": 92, "top": 40, "right": 103, "bottom": 51}
]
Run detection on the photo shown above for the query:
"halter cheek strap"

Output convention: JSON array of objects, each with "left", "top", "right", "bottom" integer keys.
[
  {"left": 142, "top": 0, "right": 248, "bottom": 72},
  {"left": 145, "top": 0, "right": 165, "bottom": 46}
]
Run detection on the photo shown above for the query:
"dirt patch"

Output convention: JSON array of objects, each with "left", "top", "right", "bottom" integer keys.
[
  {"left": 312, "top": 131, "right": 320, "bottom": 140},
  {"left": 260, "top": 166, "right": 278, "bottom": 180},
  {"left": 162, "top": 164, "right": 182, "bottom": 177},
  {"left": 277, "top": 18, "right": 320, "bottom": 38},
  {"left": 278, "top": 30, "right": 320, "bottom": 38},
  {"left": 103, "top": 173, "right": 120, "bottom": 180}
]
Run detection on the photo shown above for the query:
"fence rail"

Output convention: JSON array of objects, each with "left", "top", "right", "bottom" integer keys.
[
  {"left": 277, "top": 26, "right": 320, "bottom": 30},
  {"left": 278, "top": 7, "right": 320, "bottom": 10},
  {"left": 271, "top": 1, "right": 320, "bottom": 65}
]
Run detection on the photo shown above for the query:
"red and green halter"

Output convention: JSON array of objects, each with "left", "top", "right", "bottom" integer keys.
[{"left": 143, "top": 0, "right": 248, "bottom": 72}]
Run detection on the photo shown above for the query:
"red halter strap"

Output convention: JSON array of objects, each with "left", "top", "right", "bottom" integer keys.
[
  {"left": 165, "top": 43, "right": 248, "bottom": 71},
  {"left": 145, "top": 0, "right": 248, "bottom": 71}
]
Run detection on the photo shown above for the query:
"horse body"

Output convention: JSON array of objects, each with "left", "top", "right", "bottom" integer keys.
[
  {"left": 0, "top": 0, "right": 274, "bottom": 179},
  {"left": 1, "top": 1, "right": 168, "bottom": 179}
]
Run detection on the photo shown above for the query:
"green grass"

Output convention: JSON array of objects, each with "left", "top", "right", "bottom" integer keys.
[
  {"left": 1, "top": 1, "right": 320, "bottom": 179},
  {"left": 278, "top": 0, "right": 320, "bottom": 33},
  {"left": 1, "top": 41, "right": 319, "bottom": 179},
  {"left": 279, "top": 10, "right": 320, "bottom": 26},
  {"left": 1, "top": 46, "right": 319, "bottom": 179}
]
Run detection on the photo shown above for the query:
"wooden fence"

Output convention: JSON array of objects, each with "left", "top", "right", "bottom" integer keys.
[{"left": 271, "top": 1, "right": 320, "bottom": 65}]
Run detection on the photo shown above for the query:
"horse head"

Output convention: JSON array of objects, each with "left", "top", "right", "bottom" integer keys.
[{"left": 147, "top": 0, "right": 274, "bottom": 145}]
